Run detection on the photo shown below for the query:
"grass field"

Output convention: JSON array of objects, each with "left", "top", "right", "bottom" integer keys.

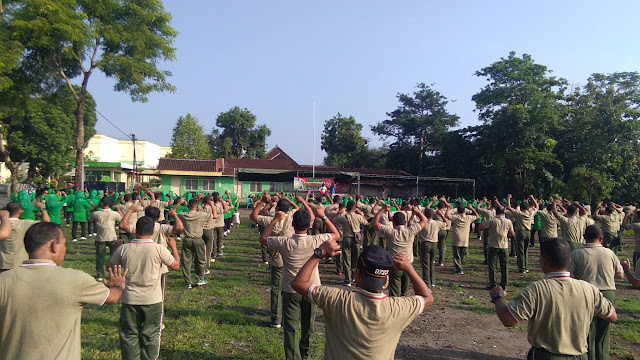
[{"left": 54, "top": 211, "right": 640, "bottom": 359}]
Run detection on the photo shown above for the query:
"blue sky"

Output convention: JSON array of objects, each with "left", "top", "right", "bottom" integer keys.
[{"left": 89, "top": 1, "right": 640, "bottom": 165}]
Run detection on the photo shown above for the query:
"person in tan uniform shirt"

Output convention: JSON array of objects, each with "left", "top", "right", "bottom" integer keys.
[
  {"left": 332, "top": 200, "right": 368, "bottom": 286},
  {"left": 176, "top": 198, "right": 214, "bottom": 288},
  {"left": 593, "top": 202, "right": 623, "bottom": 254},
  {"left": 0, "top": 202, "right": 48, "bottom": 272},
  {"left": 372, "top": 204, "right": 426, "bottom": 296},
  {"left": 356, "top": 195, "right": 378, "bottom": 247},
  {"left": 88, "top": 197, "right": 123, "bottom": 280},
  {"left": 445, "top": 203, "right": 478, "bottom": 275},
  {"left": 291, "top": 241, "right": 434, "bottom": 360},
  {"left": 148, "top": 191, "right": 173, "bottom": 223},
  {"left": 108, "top": 216, "right": 180, "bottom": 360},
  {"left": 119, "top": 204, "right": 184, "bottom": 300},
  {"left": 118, "top": 194, "right": 137, "bottom": 244},
  {"left": 537, "top": 203, "right": 558, "bottom": 242},
  {"left": 476, "top": 199, "right": 497, "bottom": 265},
  {"left": 0, "top": 222, "right": 125, "bottom": 360},
  {"left": 480, "top": 204, "right": 515, "bottom": 290},
  {"left": 417, "top": 208, "right": 447, "bottom": 286},
  {"left": 568, "top": 225, "right": 623, "bottom": 360},
  {"left": 490, "top": 238, "right": 617, "bottom": 360},
  {"left": 622, "top": 209, "right": 640, "bottom": 269},
  {"left": 553, "top": 201, "right": 585, "bottom": 250},
  {"left": 251, "top": 194, "right": 301, "bottom": 329},
  {"left": 505, "top": 194, "right": 538, "bottom": 274},
  {"left": 259, "top": 205, "right": 337, "bottom": 360}
]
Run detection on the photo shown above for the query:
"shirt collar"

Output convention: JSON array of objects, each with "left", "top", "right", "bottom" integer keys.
[
  {"left": 131, "top": 239, "right": 155, "bottom": 244},
  {"left": 582, "top": 243, "right": 603, "bottom": 248},
  {"left": 394, "top": 225, "right": 405, "bottom": 230},
  {"left": 545, "top": 271, "right": 571, "bottom": 279},
  {"left": 353, "top": 287, "right": 387, "bottom": 300},
  {"left": 20, "top": 259, "right": 57, "bottom": 267},
  {"left": 292, "top": 233, "right": 308, "bottom": 238}
]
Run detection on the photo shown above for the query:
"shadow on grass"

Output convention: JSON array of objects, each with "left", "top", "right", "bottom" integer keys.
[
  {"left": 395, "top": 344, "right": 522, "bottom": 360},
  {"left": 160, "top": 350, "right": 258, "bottom": 360}
]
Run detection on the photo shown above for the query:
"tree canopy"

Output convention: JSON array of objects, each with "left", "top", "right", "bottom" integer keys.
[
  {"left": 209, "top": 107, "right": 271, "bottom": 159},
  {"left": 169, "top": 114, "right": 211, "bottom": 160},
  {"left": 321, "top": 113, "right": 368, "bottom": 167}
]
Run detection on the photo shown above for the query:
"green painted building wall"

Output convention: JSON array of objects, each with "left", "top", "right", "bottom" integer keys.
[{"left": 158, "top": 175, "right": 235, "bottom": 195}]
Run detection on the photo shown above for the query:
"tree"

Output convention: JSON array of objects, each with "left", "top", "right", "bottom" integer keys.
[
  {"left": 372, "top": 83, "right": 459, "bottom": 175},
  {"left": 209, "top": 107, "right": 271, "bottom": 159},
  {"left": 5, "top": 0, "right": 177, "bottom": 190},
  {"left": 564, "top": 166, "right": 613, "bottom": 204},
  {"left": 472, "top": 52, "right": 566, "bottom": 196},
  {"left": 0, "top": 85, "right": 96, "bottom": 191},
  {"left": 169, "top": 114, "right": 211, "bottom": 159},
  {"left": 321, "top": 113, "right": 368, "bottom": 167},
  {"left": 555, "top": 72, "right": 640, "bottom": 202}
]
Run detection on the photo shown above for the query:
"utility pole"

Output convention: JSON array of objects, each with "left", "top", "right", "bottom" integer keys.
[{"left": 131, "top": 134, "right": 137, "bottom": 188}]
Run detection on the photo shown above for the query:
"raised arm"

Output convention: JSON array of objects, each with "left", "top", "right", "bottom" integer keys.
[
  {"left": 35, "top": 202, "right": 50, "bottom": 222},
  {"left": 505, "top": 194, "right": 514, "bottom": 211},
  {"left": 167, "top": 208, "right": 184, "bottom": 234},
  {"left": 372, "top": 203, "right": 391, "bottom": 231},
  {"left": 393, "top": 253, "right": 433, "bottom": 304},
  {"left": 291, "top": 238, "right": 341, "bottom": 297},
  {"left": 412, "top": 206, "right": 427, "bottom": 230},
  {"left": 258, "top": 211, "right": 286, "bottom": 246},
  {"left": 298, "top": 197, "right": 315, "bottom": 224},
  {"left": 119, "top": 204, "right": 139, "bottom": 233},
  {"left": 165, "top": 237, "right": 181, "bottom": 271},
  {"left": 622, "top": 259, "right": 640, "bottom": 288},
  {"left": 0, "top": 210, "right": 11, "bottom": 240},
  {"left": 314, "top": 206, "right": 340, "bottom": 241}
]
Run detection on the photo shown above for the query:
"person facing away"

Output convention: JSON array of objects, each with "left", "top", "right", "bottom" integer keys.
[
  {"left": 568, "top": 225, "right": 623, "bottom": 360},
  {"left": 0, "top": 222, "right": 126, "bottom": 360},
  {"left": 489, "top": 237, "right": 617, "bottom": 360},
  {"left": 291, "top": 242, "right": 433, "bottom": 360}
]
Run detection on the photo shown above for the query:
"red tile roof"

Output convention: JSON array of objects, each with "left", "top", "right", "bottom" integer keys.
[
  {"left": 221, "top": 158, "right": 297, "bottom": 175},
  {"left": 296, "top": 165, "right": 412, "bottom": 176},
  {"left": 157, "top": 158, "right": 217, "bottom": 172},
  {"left": 266, "top": 145, "right": 299, "bottom": 165}
]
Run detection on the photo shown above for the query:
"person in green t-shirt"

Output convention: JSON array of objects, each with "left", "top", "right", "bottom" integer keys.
[
  {"left": 45, "top": 189, "right": 67, "bottom": 225},
  {"left": 71, "top": 191, "right": 93, "bottom": 241}
]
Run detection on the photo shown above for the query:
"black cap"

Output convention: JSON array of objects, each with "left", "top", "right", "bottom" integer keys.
[{"left": 358, "top": 245, "right": 393, "bottom": 291}]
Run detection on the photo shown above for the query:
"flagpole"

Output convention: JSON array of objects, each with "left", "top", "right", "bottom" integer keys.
[{"left": 312, "top": 101, "right": 316, "bottom": 178}]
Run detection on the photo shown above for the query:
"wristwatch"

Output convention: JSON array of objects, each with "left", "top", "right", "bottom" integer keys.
[
  {"left": 491, "top": 292, "right": 502, "bottom": 303},
  {"left": 313, "top": 248, "right": 324, "bottom": 259},
  {"left": 321, "top": 215, "right": 328, "bottom": 220}
]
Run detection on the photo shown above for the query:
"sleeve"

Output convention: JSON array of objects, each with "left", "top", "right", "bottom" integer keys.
[
  {"left": 593, "top": 288, "right": 614, "bottom": 319},
  {"left": 76, "top": 271, "right": 110, "bottom": 306},
  {"left": 613, "top": 256, "right": 623, "bottom": 277},
  {"left": 256, "top": 215, "right": 273, "bottom": 228},
  {"left": 409, "top": 223, "right": 422, "bottom": 237},
  {"left": 158, "top": 246, "right": 176, "bottom": 266},
  {"left": 267, "top": 236, "right": 285, "bottom": 251},
  {"left": 359, "top": 215, "right": 368, "bottom": 226},
  {"left": 567, "top": 253, "right": 576, "bottom": 275},
  {"left": 378, "top": 225, "right": 393, "bottom": 237},
  {"left": 113, "top": 212, "right": 123, "bottom": 222},
  {"left": 506, "top": 285, "right": 538, "bottom": 323},
  {"left": 309, "top": 284, "right": 342, "bottom": 309},
  {"left": 161, "top": 224, "right": 173, "bottom": 237},
  {"left": 313, "top": 233, "right": 332, "bottom": 247},
  {"left": 109, "top": 246, "right": 123, "bottom": 266},
  {"left": 391, "top": 296, "right": 424, "bottom": 329}
]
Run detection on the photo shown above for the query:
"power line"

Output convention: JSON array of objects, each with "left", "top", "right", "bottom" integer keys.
[{"left": 95, "top": 108, "right": 132, "bottom": 140}]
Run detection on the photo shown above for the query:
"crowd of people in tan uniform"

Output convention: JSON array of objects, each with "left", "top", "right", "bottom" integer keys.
[{"left": 0, "top": 187, "right": 639, "bottom": 360}]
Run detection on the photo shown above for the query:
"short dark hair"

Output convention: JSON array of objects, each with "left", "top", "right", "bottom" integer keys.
[
  {"left": 495, "top": 206, "right": 505, "bottom": 215},
  {"left": 540, "top": 238, "right": 570, "bottom": 270},
  {"left": 24, "top": 222, "right": 61, "bottom": 253},
  {"left": 546, "top": 203, "right": 554, "bottom": 211},
  {"left": 338, "top": 203, "right": 346, "bottom": 209},
  {"left": 347, "top": 200, "right": 356, "bottom": 211},
  {"left": 124, "top": 194, "right": 132, "bottom": 202},
  {"left": 584, "top": 225, "right": 603, "bottom": 243},
  {"left": 520, "top": 202, "right": 529, "bottom": 211},
  {"left": 392, "top": 211, "right": 405, "bottom": 226},
  {"left": 154, "top": 192, "right": 162, "bottom": 200},
  {"left": 132, "top": 193, "right": 139, "bottom": 200},
  {"left": 457, "top": 205, "right": 465, "bottom": 214},
  {"left": 7, "top": 202, "right": 21, "bottom": 215},
  {"left": 333, "top": 195, "right": 341, "bottom": 203},
  {"left": 424, "top": 208, "right": 434, "bottom": 219},
  {"left": 100, "top": 197, "right": 112, "bottom": 207},
  {"left": 145, "top": 206, "right": 161, "bottom": 221},
  {"left": 277, "top": 199, "right": 290, "bottom": 212},
  {"left": 566, "top": 205, "right": 578, "bottom": 216},
  {"left": 135, "top": 216, "right": 155, "bottom": 236},
  {"left": 188, "top": 199, "right": 199, "bottom": 209},
  {"left": 292, "top": 210, "right": 311, "bottom": 231},
  {"left": 437, "top": 202, "right": 446, "bottom": 209}
]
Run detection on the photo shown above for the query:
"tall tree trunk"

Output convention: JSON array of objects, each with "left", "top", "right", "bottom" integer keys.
[
  {"left": 75, "top": 98, "right": 85, "bottom": 191},
  {"left": 9, "top": 164, "right": 18, "bottom": 193},
  {"left": 0, "top": 131, "right": 18, "bottom": 193},
  {"left": 26, "top": 162, "right": 37, "bottom": 183}
]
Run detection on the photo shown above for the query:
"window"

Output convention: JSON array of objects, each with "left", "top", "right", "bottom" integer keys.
[
  {"left": 269, "top": 182, "right": 281, "bottom": 193},
  {"left": 250, "top": 182, "right": 262, "bottom": 192},
  {"left": 202, "top": 178, "right": 216, "bottom": 191},
  {"left": 185, "top": 177, "right": 198, "bottom": 191},
  {"left": 113, "top": 172, "right": 121, "bottom": 182}
]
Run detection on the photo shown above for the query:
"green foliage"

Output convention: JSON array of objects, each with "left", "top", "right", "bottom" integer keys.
[
  {"left": 472, "top": 52, "right": 566, "bottom": 197},
  {"left": 563, "top": 166, "right": 613, "bottom": 204},
  {"left": 209, "top": 107, "right": 271, "bottom": 159},
  {"left": 321, "top": 113, "right": 367, "bottom": 167},
  {"left": 372, "top": 83, "right": 459, "bottom": 175},
  {"left": 169, "top": 113, "right": 211, "bottom": 159}
]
